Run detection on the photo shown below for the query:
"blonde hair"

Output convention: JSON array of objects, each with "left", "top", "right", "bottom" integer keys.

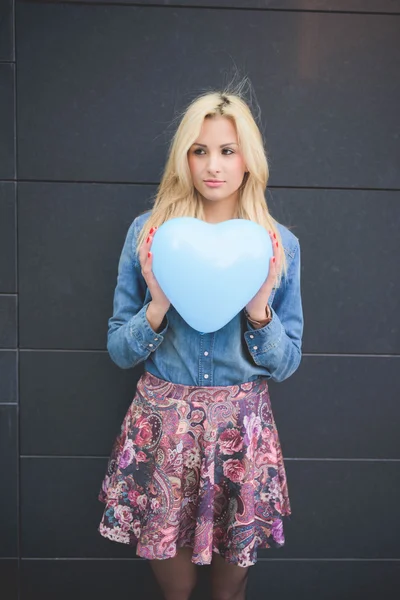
[{"left": 136, "top": 86, "right": 288, "bottom": 281}]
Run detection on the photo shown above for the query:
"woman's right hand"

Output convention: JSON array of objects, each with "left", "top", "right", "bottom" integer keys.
[{"left": 138, "top": 227, "right": 170, "bottom": 330}]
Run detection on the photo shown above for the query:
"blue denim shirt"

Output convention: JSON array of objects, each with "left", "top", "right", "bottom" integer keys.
[{"left": 107, "top": 211, "right": 304, "bottom": 385}]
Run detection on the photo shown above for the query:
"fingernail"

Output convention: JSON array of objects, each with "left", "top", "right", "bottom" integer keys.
[
  {"left": 276, "top": 242, "right": 279, "bottom": 247},
  {"left": 148, "top": 252, "right": 151, "bottom": 258},
  {"left": 149, "top": 227, "right": 155, "bottom": 234},
  {"left": 273, "top": 257, "right": 276, "bottom": 263},
  {"left": 273, "top": 233, "right": 276, "bottom": 239},
  {"left": 146, "top": 236, "right": 150, "bottom": 243}
]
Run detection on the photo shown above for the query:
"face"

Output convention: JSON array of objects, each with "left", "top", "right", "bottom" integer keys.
[{"left": 187, "top": 115, "right": 248, "bottom": 209}]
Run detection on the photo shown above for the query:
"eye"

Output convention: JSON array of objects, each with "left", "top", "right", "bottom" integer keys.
[{"left": 192, "top": 148, "right": 235, "bottom": 155}]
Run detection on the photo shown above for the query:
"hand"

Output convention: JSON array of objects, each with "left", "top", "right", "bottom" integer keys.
[
  {"left": 139, "top": 226, "right": 171, "bottom": 318},
  {"left": 245, "top": 229, "right": 282, "bottom": 320}
]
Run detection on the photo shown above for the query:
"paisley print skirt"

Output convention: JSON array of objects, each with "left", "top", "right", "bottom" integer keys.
[{"left": 98, "top": 372, "right": 291, "bottom": 567}]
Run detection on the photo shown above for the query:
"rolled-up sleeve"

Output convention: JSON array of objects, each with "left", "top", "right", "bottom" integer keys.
[
  {"left": 244, "top": 241, "right": 304, "bottom": 382},
  {"left": 107, "top": 218, "right": 168, "bottom": 369}
]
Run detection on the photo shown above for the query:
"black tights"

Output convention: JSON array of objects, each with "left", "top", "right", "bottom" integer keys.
[{"left": 149, "top": 547, "right": 249, "bottom": 600}]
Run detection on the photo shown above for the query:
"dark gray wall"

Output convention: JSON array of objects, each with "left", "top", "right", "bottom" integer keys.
[{"left": 1, "top": 1, "right": 399, "bottom": 598}]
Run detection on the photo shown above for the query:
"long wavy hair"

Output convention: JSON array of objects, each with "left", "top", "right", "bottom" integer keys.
[{"left": 136, "top": 86, "right": 288, "bottom": 280}]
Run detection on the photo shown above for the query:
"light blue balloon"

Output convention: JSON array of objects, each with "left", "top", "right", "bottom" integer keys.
[{"left": 151, "top": 217, "right": 273, "bottom": 333}]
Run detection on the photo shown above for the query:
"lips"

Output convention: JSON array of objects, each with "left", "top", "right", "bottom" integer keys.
[{"left": 204, "top": 180, "right": 225, "bottom": 188}]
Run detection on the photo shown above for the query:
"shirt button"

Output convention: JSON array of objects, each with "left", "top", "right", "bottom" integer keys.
[
  {"left": 204, "top": 374, "right": 209, "bottom": 379},
  {"left": 149, "top": 343, "right": 154, "bottom": 348},
  {"left": 253, "top": 346, "right": 258, "bottom": 350},
  {"left": 249, "top": 334, "right": 254, "bottom": 339},
  {"left": 204, "top": 351, "right": 209, "bottom": 356},
  {"left": 154, "top": 338, "right": 158, "bottom": 341}
]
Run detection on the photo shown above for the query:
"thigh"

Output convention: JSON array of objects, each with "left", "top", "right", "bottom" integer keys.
[
  {"left": 210, "top": 551, "right": 249, "bottom": 600},
  {"left": 149, "top": 546, "right": 197, "bottom": 600}
]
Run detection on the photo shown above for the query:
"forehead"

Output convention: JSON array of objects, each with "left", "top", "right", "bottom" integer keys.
[{"left": 195, "top": 115, "right": 237, "bottom": 142}]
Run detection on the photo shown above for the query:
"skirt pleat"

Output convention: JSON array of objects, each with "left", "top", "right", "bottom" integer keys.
[{"left": 98, "top": 372, "right": 291, "bottom": 567}]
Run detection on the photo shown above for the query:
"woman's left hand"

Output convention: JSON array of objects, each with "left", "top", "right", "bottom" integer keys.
[{"left": 245, "top": 230, "right": 282, "bottom": 320}]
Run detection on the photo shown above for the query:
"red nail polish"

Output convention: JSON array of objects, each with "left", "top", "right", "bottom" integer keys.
[
  {"left": 276, "top": 242, "right": 279, "bottom": 247},
  {"left": 273, "top": 257, "right": 276, "bottom": 263},
  {"left": 146, "top": 236, "right": 150, "bottom": 243},
  {"left": 273, "top": 233, "right": 276, "bottom": 239},
  {"left": 149, "top": 227, "right": 155, "bottom": 234},
  {"left": 148, "top": 252, "right": 151, "bottom": 258}
]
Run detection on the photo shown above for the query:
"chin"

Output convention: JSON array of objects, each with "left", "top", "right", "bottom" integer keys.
[
  {"left": 201, "top": 188, "right": 231, "bottom": 199},
  {"left": 203, "top": 194, "right": 229, "bottom": 203}
]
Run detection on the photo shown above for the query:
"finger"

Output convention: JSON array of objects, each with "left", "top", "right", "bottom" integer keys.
[
  {"left": 272, "top": 237, "right": 279, "bottom": 257},
  {"left": 144, "top": 250, "right": 153, "bottom": 273},
  {"left": 138, "top": 236, "right": 149, "bottom": 267},
  {"left": 271, "top": 231, "right": 283, "bottom": 268},
  {"left": 269, "top": 255, "right": 277, "bottom": 279},
  {"left": 267, "top": 255, "right": 279, "bottom": 288},
  {"left": 268, "top": 229, "right": 280, "bottom": 258},
  {"left": 272, "top": 253, "right": 282, "bottom": 288},
  {"left": 142, "top": 251, "right": 158, "bottom": 286},
  {"left": 260, "top": 256, "right": 275, "bottom": 290},
  {"left": 139, "top": 226, "right": 157, "bottom": 268},
  {"left": 141, "top": 250, "right": 152, "bottom": 275}
]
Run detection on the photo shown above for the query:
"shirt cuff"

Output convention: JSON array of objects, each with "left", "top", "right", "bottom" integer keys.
[
  {"left": 129, "top": 303, "right": 168, "bottom": 353},
  {"left": 244, "top": 305, "right": 284, "bottom": 357}
]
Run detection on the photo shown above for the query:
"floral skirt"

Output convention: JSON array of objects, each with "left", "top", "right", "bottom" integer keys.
[{"left": 98, "top": 371, "right": 291, "bottom": 567}]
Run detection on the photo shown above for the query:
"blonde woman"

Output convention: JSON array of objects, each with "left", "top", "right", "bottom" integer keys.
[{"left": 98, "top": 88, "right": 304, "bottom": 600}]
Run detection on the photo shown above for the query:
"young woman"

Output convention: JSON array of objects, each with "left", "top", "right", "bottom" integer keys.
[{"left": 98, "top": 89, "right": 304, "bottom": 600}]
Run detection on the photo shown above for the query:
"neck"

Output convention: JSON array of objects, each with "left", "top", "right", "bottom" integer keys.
[{"left": 201, "top": 195, "right": 239, "bottom": 224}]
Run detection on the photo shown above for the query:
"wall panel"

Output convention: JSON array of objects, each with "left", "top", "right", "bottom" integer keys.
[{"left": 16, "top": 4, "right": 400, "bottom": 187}]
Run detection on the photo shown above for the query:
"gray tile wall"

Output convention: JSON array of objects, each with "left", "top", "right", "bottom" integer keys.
[{"left": 1, "top": 1, "right": 398, "bottom": 598}]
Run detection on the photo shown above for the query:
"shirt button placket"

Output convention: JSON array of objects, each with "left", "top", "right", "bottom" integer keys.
[{"left": 199, "top": 334, "right": 213, "bottom": 385}]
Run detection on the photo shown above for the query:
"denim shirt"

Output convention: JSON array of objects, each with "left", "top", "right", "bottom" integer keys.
[{"left": 107, "top": 211, "right": 304, "bottom": 386}]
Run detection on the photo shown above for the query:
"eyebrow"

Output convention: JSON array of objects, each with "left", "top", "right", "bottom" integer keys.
[{"left": 192, "top": 142, "right": 239, "bottom": 148}]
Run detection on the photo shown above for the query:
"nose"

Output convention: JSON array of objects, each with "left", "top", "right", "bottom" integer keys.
[{"left": 206, "top": 152, "right": 222, "bottom": 174}]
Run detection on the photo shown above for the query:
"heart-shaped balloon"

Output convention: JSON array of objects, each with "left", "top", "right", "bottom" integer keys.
[{"left": 151, "top": 217, "right": 273, "bottom": 333}]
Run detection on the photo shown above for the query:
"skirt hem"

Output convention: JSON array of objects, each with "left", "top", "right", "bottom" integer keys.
[{"left": 98, "top": 498, "right": 291, "bottom": 567}]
